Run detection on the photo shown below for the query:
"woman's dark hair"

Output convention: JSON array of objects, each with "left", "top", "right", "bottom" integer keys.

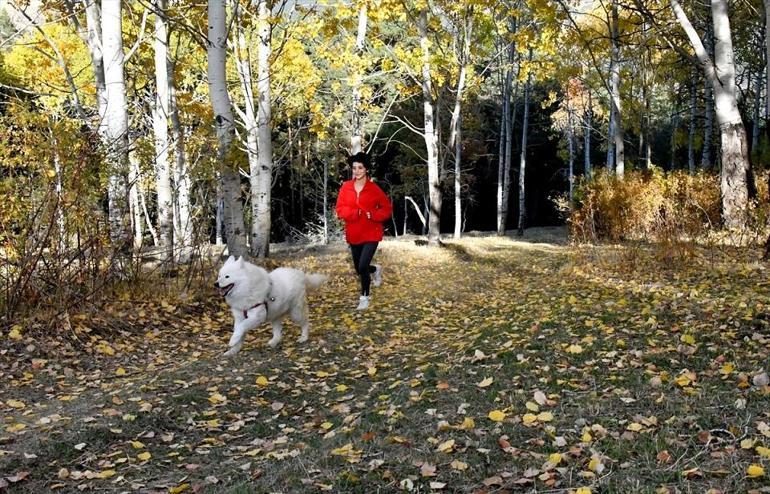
[{"left": 347, "top": 151, "right": 371, "bottom": 168}]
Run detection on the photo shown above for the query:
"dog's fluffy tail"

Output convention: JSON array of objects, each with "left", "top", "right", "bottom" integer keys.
[{"left": 305, "top": 273, "right": 328, "bottom": 291}]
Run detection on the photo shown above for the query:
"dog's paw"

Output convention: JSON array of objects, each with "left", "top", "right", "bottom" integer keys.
[
  {"left": 223, "top": 347, "right": 240, "bottom": 357},
  {"left": 297, "top": 335, "right": 308, "bottom": 344},
  {"left": 228, "top": 334, "right": 241, "bottom": 347},
  {"left": 267, "top": 337, "right": 281, "bottom": 348}
]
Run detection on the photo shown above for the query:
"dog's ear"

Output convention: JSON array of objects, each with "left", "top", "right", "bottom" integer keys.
[
  {"left": 226, "top": 255, "right": 235, "bottom": 264},
  {"left": 237, "top": 256, "right": 245, "bottom": 268}
]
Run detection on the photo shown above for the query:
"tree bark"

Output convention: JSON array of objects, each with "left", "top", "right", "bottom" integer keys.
[
  {"left": 450, "top": 10, "right": 472, "bottom": 239},
  {"left": 688, "top": 65, "right": 697, "bottom": 173},
  {"left": 584, "top": 90, "right": 592, "bottom": 178},
  {"left": 167, "top": 56, "right": 192, "bottom": 253},
  {"left": 153, "top": 0, "right": 173, "bottom": 261},
  {"left": 102, "top": 0, "right": 131, "bottom": 249},
  {"left": 766, "top": 0, "right": 770, "bottom": 124},
  {"left": 671, "top": 0, "right": 750, "bottom": 228},
  {"left": 517, "top": 49, "right": 532, "bottom": 236},
  {"left": 250, "top": 0, "right": 273, "bottom": 258},
  {"left": 418, "top": 10, "right": 441, "bottom": 245},
  {"left": 609, "top": 0, "right": 624, "bottom": 176},
  {"left": 497, "top": 19, "right": 516, "bottom": 236},
  {"left": 351, "top": 3, "right": 367, "bottom": 154},
  {"left": 207, "top": 0, "right": 247, "bottom": 256}
]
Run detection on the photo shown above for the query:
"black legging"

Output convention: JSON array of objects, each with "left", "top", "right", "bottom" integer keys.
[{"left": 350, "top": 242, "right": 379, "bottom": 296}]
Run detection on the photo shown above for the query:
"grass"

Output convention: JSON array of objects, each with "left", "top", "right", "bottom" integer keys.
[{"left": 1, "top": 231, "right": 770, "bottom": 492}]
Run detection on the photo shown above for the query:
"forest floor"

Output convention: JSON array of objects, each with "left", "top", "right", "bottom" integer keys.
[{"left": 2, "top": 228, "right": 770, "bottom": 493}]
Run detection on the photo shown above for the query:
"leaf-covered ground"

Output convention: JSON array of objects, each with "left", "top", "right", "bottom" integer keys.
[{"left": 2, "top": 230, "right": 770, "bottom": 493}]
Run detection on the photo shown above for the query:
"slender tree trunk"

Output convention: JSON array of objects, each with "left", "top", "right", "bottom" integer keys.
[
  {"left": 167, "top": 56, "right": 192, "bottom": 253},
  {"left": 766, "top": 0, "right": 770, "bottom": 125},
  {"left": 610, "top": 0, "right": 624, "bottom": 176},
  {"left": 418, "top": 10, "right": 441, "bottom": 245},
  {"left": 670, "top": 88, "right": 680, "bottom": 170},
  {"left": 128, "top": 154, "right": 143, "bottom": 249},
  {"left": 496, "top": 98, "right": 507, "bottom": 234},
  {"left": 450, "top": 11, "right": 472, "bottom": 239},
  {"left": 567, "top": 101, "right": 575, "bottom": 206},
  {"left": 584, "top": 91, "right": 592, "bottom": 178},
  {"left": 517, "top": 49, "right": 532, "bottom": 236},
  {"left": 752, "top": 69, "right": 762, "bottom": 152},
  {"left": 351, "top": 4, "right": 367, "bottom": 154},
  {"left": 251, "top": 0, "right": 273, "bottom": 257},
  {"left": 688, "top": 65, "right": 697, "bottom": 173},
  {"left": 153, "top": 0, "right": 173, "bottom": 261},
  {"left": 207, "top": 0, "right": 247, "bottom": 256},
  {"left": 497, "top": 17, "right": 516, "bottom": 236},
  {"left": 102, "top": 0, "right": 131, "bottom": 249}
]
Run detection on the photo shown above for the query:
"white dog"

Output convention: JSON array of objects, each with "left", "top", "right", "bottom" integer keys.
[{"left": 215, "top": 255, "right": 327, "bottom": 356}]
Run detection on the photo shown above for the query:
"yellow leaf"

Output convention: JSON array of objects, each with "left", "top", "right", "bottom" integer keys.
[
  {"left": 316, "top": 371, "right": 330, "bottom": 378},
  {"left": 548, "top": 452, "right": 562, "bottom": 465},
  {"left": 95, "top": 470, "right": 116, "bottom": 479},
  {"left": 674, "top": 374, "right": 692, "bottom": 387},
  {"left": 537, "top": 411, "right": 554, "bottom": 422},
  {"left": 436, "top": 439, "right": 455, "bottom": 453},
  {"left": 208, "top": 392, "right": 227, "bottom": 404},
  {"left": 137, "top": 452, "right": 151, "bottom": 461},
  {"left": 320, "top": 422, "right": 334, "bottom": 430},
  {"left": 7, "top": 423, "right": 26, "bottom": 433},
  {"left": 169, "top": 484, "right": 190, "bottom": 494},
  {"left": 331, "top": 443, "right": 353, "bottom": 456},
  {"left": 459, "top": 417, "right": 475, "bottom": 430},
  {"left": 130, "top": 441, "right": 145, "bottom": 449},
  {"left": 115, "top": 367, "right": 126, "bottom": 376},
  {"left": 522, "top": 413, "right": 538, "bottom": 426},
  {"left": 756, "top": 446, "right": 770, "bottom": 458},
  {"left": 680, "top": 334, "right": 696, "bottom": 345},
  {"left": 335, "top": 384, "right": 348, "bottom": 392},
  {"left": 719, "top": 363, "right": 734, "bottom": 375},
  {"left": 565, "top": 344, "right": 583, "bottom": 354},
  {"left": 6, "top": 399, "right": 25, "bottom": 409},
  {"left": 367, "top": 366, "right": 377, "bottom": 377},
  {"left": 581, "top": 431, "right": 593, "bottom": 442},
  {"left": 627, "top": 423, "right": 643, "bottom": 432},
  {"left": 206, "top": 419, "right": 220, "bottom": 428},
  {"left": 8, "top": 327, "right": 22, "bottom": 340},
  {"left": 450, "top": 459, "right": 468, "bottom": 471},
  {"left": 740, "top": 438, "right": 755, "bottom": 449},
  {"left": 575, "top": 488, "right": 592, "bottom": 494},
  {"left": 525, "top": 401, "right": 539, "bottom": 412},
  {"left": 747, "top": 464, "right": 765, "bottom": 478},
  {"left": 256, "top": 376, "right": 269, "bottom": 386},
  {"left": 488, "top": 410, "right": 506, "bottom": 422},
  {"left": 477, "top": 377, "right": 493, "bottom": 388}
]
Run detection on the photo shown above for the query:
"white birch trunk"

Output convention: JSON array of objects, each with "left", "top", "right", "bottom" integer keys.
[
  {"left": 167, "top": 57, "right": 192, "bottom": 252},
  {"left": 584, "top": 91, "right": 592, "bottom": 178},
  {"left": 567, "top": 101, "right": 575, "bottom": 207},
  {"left": 498, "top": 34, "right": 516, "bottom": 236},
  {"left": 450, "top": 13, "right": 472, "bottom": 239},
  {"left": 609, "top": 0, "right": 623, "bottom": 176},
  {"left": 752, "top": 69, "right": 761, "bottom": 152},
  {"left": 351, "top": 4, "right": 367, "bottom": 154},
  {"left": 207, "top": 0, "right": 247, "bottom": 256},
  {"left": 496, "top": 100, "right": 506, "bottom": 234},
  {"left": 102, "top": 0, "right": 131, "bottom": 248},
  {"left": 250, "top": 0, "right": 273, "bottom": 258},
  {"left": 688, "top": 65, "right": 697, "bottom": 173},
  {"left": 129, "top": 153, "right": 143, "bottom": 249},
  {"left": 418, "top": 10, "right": 441, "bottom": 245},
  {"left": 671, "top": 0, "right": 750, "bottom": 228},
  {"left": 153, "top": 0, "right": 173, "bottom": 261},
  {"left": 766, "top": 0, "right": 770, "bottom": 122},
  {"left": 517, "top": 50, "right": 532, "bottom": 236}
]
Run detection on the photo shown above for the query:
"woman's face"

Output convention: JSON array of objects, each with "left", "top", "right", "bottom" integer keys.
[{"left": 351, "top": 162, "right": 367, "bottom": 180}]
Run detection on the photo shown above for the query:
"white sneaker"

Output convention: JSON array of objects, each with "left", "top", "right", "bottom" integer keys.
[
  {"left": 372, "top": 265, "right": 382, "bottom": 287},
  {"left": 356, "top": 295, "right": 370, "bottom": 310}
]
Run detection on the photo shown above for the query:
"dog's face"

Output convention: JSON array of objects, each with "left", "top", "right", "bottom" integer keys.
[{"left": 215, "top": 255, "right": 246, "bottom": 298}]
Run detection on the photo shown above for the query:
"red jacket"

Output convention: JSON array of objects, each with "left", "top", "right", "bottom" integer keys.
[{"left": 335, "top": 179, "right": 393, "bottom": 244}]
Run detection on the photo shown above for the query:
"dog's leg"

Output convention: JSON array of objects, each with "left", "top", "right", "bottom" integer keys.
[
  {"left": 268, "top": 320, "right": 283, "bottom": 348},
  {"left": 291, "top": 301, "right": 310, "bottom": 344},
  {"left": 223, "top": 340, "right": 243, "bottom": 357}
]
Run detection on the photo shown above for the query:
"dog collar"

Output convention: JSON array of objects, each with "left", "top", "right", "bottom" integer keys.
[{"left": 243, "top": 301, "right": 267, "bottom": 319}]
